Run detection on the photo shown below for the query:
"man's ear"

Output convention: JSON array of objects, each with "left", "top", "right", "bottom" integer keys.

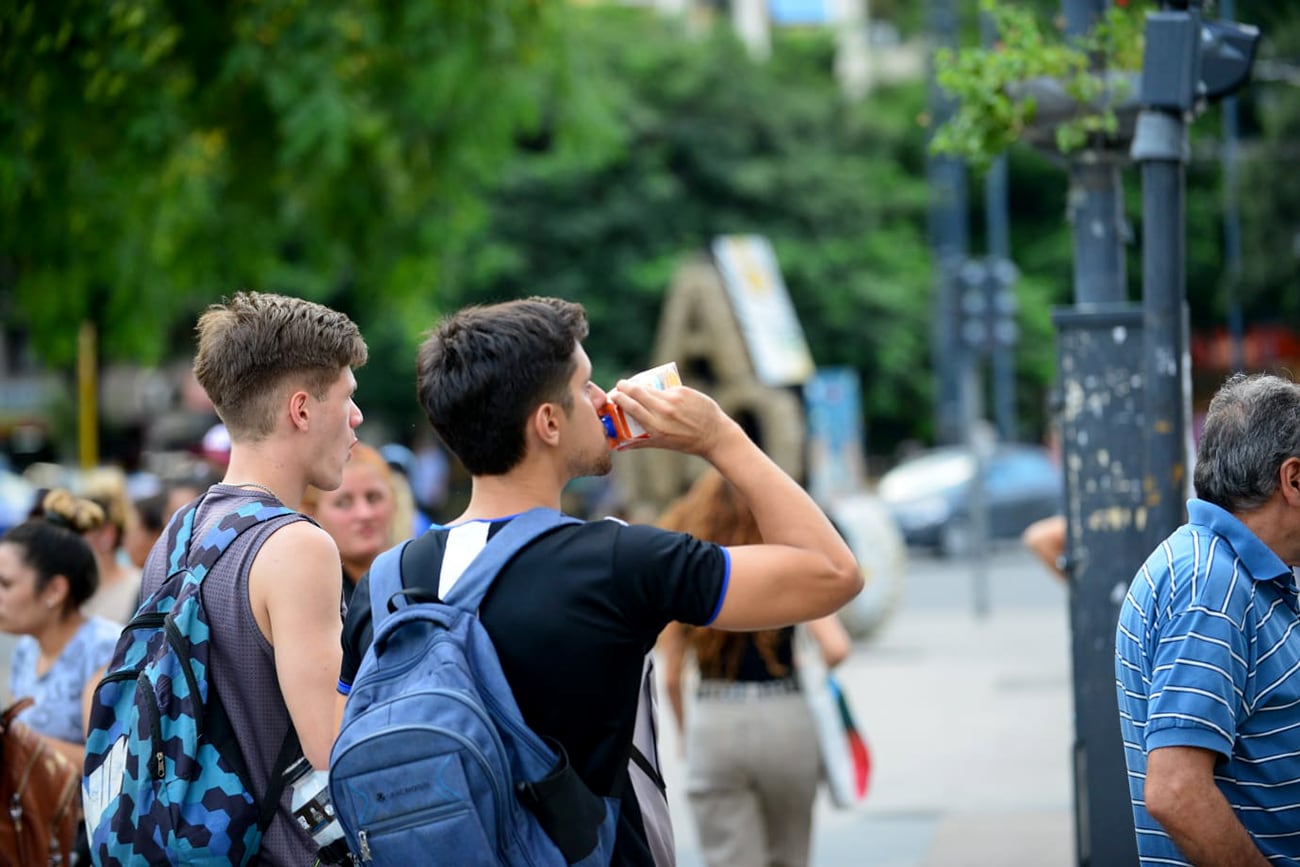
[
  {"left": 288, "top": 389, "right": 312, "bottom": 433},
  {"left": 531, "top": 401, "right": 563, "bottom": 449},
  {"left": 1280, "top": 457, "right": 1300, "bottom": 507}
]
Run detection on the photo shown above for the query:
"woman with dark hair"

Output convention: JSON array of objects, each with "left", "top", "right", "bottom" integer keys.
[
  {"left": 656, "top": 470, "right": 852, "bottom": 867},
  {"left": 0, "top": 489, "right": 121, "bottom": 764}
]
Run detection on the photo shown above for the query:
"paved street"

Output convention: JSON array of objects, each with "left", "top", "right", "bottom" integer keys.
[{"left": 660, "top": 542, "right": 1077, "bottom": 867}]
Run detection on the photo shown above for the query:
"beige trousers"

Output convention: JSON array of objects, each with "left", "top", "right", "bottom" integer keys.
[{"left": 684, "top": 691, "right": 821, "bottom": 867}]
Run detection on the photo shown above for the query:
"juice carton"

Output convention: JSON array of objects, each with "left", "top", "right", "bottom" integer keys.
[{"left": 599, "top": 362, "right": 682, "bottom": 449}]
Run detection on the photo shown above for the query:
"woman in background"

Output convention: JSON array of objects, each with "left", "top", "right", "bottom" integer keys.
[
  {"left": 0, "top": 490, "right": 120, "bottom": 764},
  {"left": 123, "top": 489, "right": 168, "bottom": 571},
  {"left": 657, "top": 470, "right": 851, "bottom": 867},
  {"left": 302, "top": 442, "right": 398, "bottom": 610},
  {"left": 80, "top": 469, "right": 143, "bottom": 624}
]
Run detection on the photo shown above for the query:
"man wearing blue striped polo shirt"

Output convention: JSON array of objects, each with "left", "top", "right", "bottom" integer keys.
[{"left": 1116, "top": 373, "right": 1300, "bottom": 865}]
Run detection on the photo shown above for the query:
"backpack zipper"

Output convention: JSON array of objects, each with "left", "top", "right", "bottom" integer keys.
[
  {"left": 358, "top": 829, "right": 371, "bottom": 861},
  {"left": 358, "top": 802, "right": 473, "bottom": 859},
  {"left": 136, "top": 677, "right": 166, "bottom": 778}
]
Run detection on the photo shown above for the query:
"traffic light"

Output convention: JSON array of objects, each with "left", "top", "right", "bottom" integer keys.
[
  {"left": 1200, "top": 19, "right": 1261, "bottom": 101},
  {"left": 957, "top": 256, "right": 1018, "bottom": 355},
  {"left": 1139, "top": 7, "right": 1260, "bottom": 113}
]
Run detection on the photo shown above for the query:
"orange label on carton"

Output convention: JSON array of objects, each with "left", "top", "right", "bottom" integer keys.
[{"left": 600, "top": 362, "right": 681, "bottom": 448}]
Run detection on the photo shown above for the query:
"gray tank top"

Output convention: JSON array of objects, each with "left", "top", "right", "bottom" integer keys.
[{"left": 142, "top": 485, "right": 316, "bottom": 866}]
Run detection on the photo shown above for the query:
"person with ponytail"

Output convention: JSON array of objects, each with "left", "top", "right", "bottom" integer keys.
[
  {"left": 656, "top": 469, "right": 852, "bottom": 867},
  {"left": 0, "top": 489, "right": 121, "bottom": 764}
]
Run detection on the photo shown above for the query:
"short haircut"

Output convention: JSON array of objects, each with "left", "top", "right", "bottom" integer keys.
[
  {"left": 1194, "top": 373, "right": 1300, "bottom": 512},
  {"left": 416, "top": 297, "right": 588, "bottom": 476},
  {"left": 193, "top": 292, "right": 368, "bottom": 440},
  {"left": 1, "top": 489, "right": 104, "bottom": 613}
]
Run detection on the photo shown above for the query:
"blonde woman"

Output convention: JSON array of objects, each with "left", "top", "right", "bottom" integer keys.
[
  {"left": 81, "top": 469, "right": 143, "bottom": 624},
  {"left": 302, "top": 442, "right": 398, "bottom": 609}
]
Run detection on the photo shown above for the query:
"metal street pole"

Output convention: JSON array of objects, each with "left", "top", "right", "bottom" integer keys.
[
  {"left": 1059, "top": 1, "right": 1142, "bottom": 865},
  {"left": 987, "top": 162, "right": 1017, "bottom": 445},
  {"left": 1065, "top": 0, "right": 1128, "bottom": 308},
  {"left": 1068, "top": 161, "right": 1129, "bottom": 305},
  {"left": 1221, "top": 0, "right": 1247, "bottom": 373},
  {"left": 1133, "top": 3, "right": 1199, "bottom": 548},
  {"left": 981, "top": 10, "right": 1018, "bottom": 442},
  {"left": 926, "top": 0, "right": 968, "bottom": 446}
]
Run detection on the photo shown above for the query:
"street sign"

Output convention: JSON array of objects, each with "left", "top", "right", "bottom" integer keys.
[{"left": 710, "top": 235, "right": 816, "bottom": 387}]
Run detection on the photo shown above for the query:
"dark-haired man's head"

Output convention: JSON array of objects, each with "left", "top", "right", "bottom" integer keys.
[{"left": 416, "top": 298, "right": 601, "bottom": 477}]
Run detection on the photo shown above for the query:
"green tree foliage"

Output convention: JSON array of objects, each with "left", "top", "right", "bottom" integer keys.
[
  {"left": 1235, "top": 4, "right": 1300, "bottom": 325},
  {"left": 1, "top": 0, "right": 576, "bottom": 367},
  {"left": 931, "top": 0, "right": 1150, "bottom": 167},
  {"left": 451, "top": 9, "right": 947, "bottom": 447}
]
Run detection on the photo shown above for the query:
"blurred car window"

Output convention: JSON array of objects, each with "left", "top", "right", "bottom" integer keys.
[
  {"left": 984, "top": 450, "right": 1057, "bottom": 494},
  {"left": 877, "top": 448, "right": 974, "bottom": 500},
  {"left": 879, "top": 444, "right": 1062, "bottom": 556}
]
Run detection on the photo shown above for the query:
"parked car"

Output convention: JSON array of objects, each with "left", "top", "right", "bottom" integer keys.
[{"left": 877, "top": 444, "right": 1063, "bottom": 557}]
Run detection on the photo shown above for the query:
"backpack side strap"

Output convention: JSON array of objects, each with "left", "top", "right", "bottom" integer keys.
[{"left": 258, "top": 726, "right": 303, "bottom": 837}]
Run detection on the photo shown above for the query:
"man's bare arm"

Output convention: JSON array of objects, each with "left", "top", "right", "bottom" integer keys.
[
  {"left": 614, "top": 383, "right": 861, "bottom": 629},
  {"left": 1145, "top": 746, "right": 1270, "bottom": 867},
  {"left": 249, "top": 521, "right": 345, "bottom": 770}
]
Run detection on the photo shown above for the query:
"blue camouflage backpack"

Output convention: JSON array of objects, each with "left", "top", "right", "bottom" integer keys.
[
  {"left": 329, "top": 507, "right": 619, "bottom": 866},
  {"left": 82, "top": 499, "right": 306, "bottom": 866}
]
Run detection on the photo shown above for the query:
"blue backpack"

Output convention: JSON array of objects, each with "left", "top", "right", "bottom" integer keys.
[
  {"left": 330, "top": 508, "right": 619, "bottom": 866},
  {"left": 82, "top": 499, "right": 305, "bottom": 866}
]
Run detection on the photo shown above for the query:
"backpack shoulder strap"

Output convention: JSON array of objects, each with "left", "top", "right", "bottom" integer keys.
[
  {"left": 184, "top": 502, "right": 302, "bottom": 579},
  {"left": 444, "top": 508, "right": 582, "bottom": 612},
  {"left": 165, "top": 496, "right": 207, "bottom": 574},
  {"left": 367, "top": 541, "right": 411, "bottom": 632}
]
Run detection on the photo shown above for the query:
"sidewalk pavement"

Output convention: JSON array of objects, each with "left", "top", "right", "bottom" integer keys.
[{"left": 660, "top": 548, "right": 1077, "bottom": 867}]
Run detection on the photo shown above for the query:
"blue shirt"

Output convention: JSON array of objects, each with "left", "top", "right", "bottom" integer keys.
[
  {"left": 1115, "top": 499, "right": 1300, "bottom": 864},
  {"left": 10, "top": 616, "right": 121, "bottom": 744}
]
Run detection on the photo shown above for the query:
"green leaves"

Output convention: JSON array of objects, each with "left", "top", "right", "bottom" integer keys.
[
  {"left": 930, "top": 0, "right": 1148, "bottom": 169},
  {"left": 1, "top": 0, "right": 575, "bottom": 366}
]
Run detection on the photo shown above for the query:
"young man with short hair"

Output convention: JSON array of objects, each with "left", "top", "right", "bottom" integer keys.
[
  {"left": 338, "top": 297, "right": 861, "bottom": 865},
  {"left": 146, "top": 291, "right": 367, "bottom": 863}
]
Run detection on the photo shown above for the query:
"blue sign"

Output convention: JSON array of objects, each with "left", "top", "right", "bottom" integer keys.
[
  {"left": 804, "top": 367, "right": 866, "bottom": 502},
  {"left": 770, "top": 0, "right": 828, "bottom": 25}
]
